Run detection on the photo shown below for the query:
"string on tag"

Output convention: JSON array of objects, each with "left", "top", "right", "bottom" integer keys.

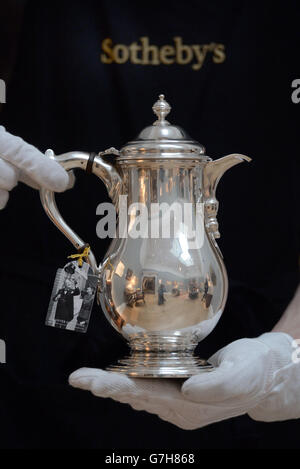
[{"left": 68, "top": 245, "right": 90, "bottom": 267}]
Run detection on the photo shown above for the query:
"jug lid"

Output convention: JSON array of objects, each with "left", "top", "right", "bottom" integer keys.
[{"left": 118, "top": 94, "right": 210, "bottom": 161}]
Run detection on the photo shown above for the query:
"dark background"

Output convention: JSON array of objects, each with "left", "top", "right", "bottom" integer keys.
[{"left": 0, "top": 0, "right": 299, "bottom": 449}]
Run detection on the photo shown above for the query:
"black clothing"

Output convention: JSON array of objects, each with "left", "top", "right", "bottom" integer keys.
[
  {"left": 53, "top": 287, "right": 80, "bottom": 322},
  {"left": 158, "top": 285, "right": 166, "bottom": 305},
  {"left": 77, "top": 291, "right": 94, "bottom": 322}
]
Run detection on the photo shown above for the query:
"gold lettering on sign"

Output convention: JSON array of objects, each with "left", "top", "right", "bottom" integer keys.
[
  {"left": 100, "top": 37, "right": 226, "bottom": 70},
  {"left": 129, "top": 42, "right": 143, "bottom": 64},
  {"left": 160, "top": 45, "right": 175, "bottom": 65},
  {"left": 140, "top": 37, "right": 160, "bottom": 65},
  {"left": 213, "top": 44, "right": 226, "bottom": 63},
  {"left": 173, "top": 37, "right": 193, "bottom": 65},
  {"left": 101, "top": 38, "right": 114, "bottom": 64},
  {"left": 114, "top": 44, "right": 129, "bottom": 64}
]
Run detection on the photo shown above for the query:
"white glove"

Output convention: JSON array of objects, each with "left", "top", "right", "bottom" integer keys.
[
  {"left": 0, "top": 126, "right": 69, "bottom": 208},
  {"left": 69, "top": 332, "right": 300, "bottom": 430}
]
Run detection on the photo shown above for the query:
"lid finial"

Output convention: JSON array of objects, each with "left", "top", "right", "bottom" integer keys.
[{"left": 152, "top": 94, "right": 171, "bottom": 125}]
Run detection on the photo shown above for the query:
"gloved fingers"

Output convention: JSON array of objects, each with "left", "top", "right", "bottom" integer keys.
[
  {"left": 69, "top": 368, "right": 183, "bottom": 402},
  {"left": 122, "top": 386, "right": 197, "bottom": 414},
  {"left": 66, "top": 170, "right": 75, "bottom": 190},
  {"left": 19, "top": 169, "right": 75, "bottom": 191},
  {"left": 19, "top": 171, "right": 40, "bottom": 190},
  {"left": 181, "top": 359, "right": 261, "bottom": 404},
  {"left": 130, "top": 395, "right": 251, "bottom": 430},
  {"left": 69, "top": 368, "right": 251, "bottom": 431},
  {"left": 18, "top": 149, "right": 69, "bottom": 192},
  {"left": 156, "top": 400, "right": 249, "bottom": 431},
  {"left": 0, "top": 158, "right": 19, "bottom": 191},
  {"left": 132, "top": 399, "right": 197, "bottom": 429},
  {"left": 182, "top": 337, "right": 274, "bottom": 404},
  {"left": 69, "top": 368, "right": 149, "bottom": 400},
  {"left": 69, "top": 367, "right": 221, "bottom": 431},
  {"left": 188, "top": 405, "right": 248, "bottom": 430},
  {"left": 248, "top": 361, "right": 300, "bottom": 422},
  {"left": 0, "top": 189, "right": 9, "bottom": 209},
  {"left": 123, "top": 394, "right": 203, "bottom": 430},
  {"left": 0, "top": 126, "right": 69, "bottom": 192},
  {"left": 208, "top": 338, "right": 267, "bottom": 367}
]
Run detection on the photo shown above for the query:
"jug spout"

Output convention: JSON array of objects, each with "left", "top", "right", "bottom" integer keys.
[{"left": 203, "top": 154, "right": 251, "bottom": 239}]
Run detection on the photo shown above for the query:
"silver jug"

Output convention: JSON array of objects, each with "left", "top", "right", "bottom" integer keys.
[{"left": 40, "top": 95, "right": 251, "bottom": 377}]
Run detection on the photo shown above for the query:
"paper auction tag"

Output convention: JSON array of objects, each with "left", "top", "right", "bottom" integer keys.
[{"left": 45, "top": 260, "right": 98, "bottom": 333}]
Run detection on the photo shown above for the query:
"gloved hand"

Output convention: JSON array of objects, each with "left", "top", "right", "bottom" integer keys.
[
  {"left": 0, "top": 126, "right": 70, "bottom": 208},
  {"left": 69, "top": 332, "right": 300, "bottom": 430}
]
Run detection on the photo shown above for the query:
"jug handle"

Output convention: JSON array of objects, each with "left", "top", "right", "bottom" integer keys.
[{"left": 40, "top": 148, "right": 122, "bottom": 274}]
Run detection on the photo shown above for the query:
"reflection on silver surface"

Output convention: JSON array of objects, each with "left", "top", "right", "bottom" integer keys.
[
  {"left": 40, "top": 94, "right": 251, "bottom": 377},
  {"left": 100, "top": 162, "right": 227, "bottom": 377}
]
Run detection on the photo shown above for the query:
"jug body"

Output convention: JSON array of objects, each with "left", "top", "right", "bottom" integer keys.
[
  {"left": 99, "top": 159, "right": 228, "bottom": 357},
  {"left": 40, "top": 95, "right": 251, "bottom": 377}
]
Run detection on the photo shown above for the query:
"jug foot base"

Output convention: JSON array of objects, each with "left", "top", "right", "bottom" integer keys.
[{"left": 106, "top": 352, "right": 213, "bottom": 378}]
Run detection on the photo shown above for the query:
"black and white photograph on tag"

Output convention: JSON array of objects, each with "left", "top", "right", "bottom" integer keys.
[{"left": 46, "top": 261, "right": 98, "bottom": 333}]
